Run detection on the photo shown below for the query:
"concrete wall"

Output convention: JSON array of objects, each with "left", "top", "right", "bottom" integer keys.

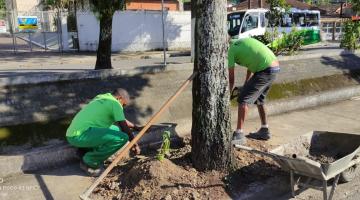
[{"left": 77, "top": 10, "right": 191, "bottom": 52}]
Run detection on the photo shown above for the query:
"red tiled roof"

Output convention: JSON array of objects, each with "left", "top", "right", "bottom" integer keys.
[{"left": 228, "top": 0, "right": 317, "bottom": 11}]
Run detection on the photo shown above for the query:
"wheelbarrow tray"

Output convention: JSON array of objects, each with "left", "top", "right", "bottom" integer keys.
[
  {"left": 267, "top": 131, "right": 360, "bottom": 180},
  {"left": 234, "top": 131, "right": 360, "bottom": 200}
]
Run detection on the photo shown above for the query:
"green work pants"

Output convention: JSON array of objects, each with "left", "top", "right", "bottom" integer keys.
[{"left": 67, "top": 125, "right": 128, "bottom": 168}]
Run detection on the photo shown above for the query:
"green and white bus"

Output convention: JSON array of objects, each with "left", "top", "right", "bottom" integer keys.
[{"left": 228, "top": 8, "right": 321, "bottom": 44}]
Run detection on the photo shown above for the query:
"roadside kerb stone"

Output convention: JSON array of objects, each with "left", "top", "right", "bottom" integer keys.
[
  {"left": 1, "top": 50, "right": 360, "bottom": 87},
  {"left": 2, "top": 85, "right": 360, "bottom": 178},
  {"left": 0, "top": 124, "right": 177, "bottom": 178},
  {"left": 277, "top": 49, "right": 360, "bottom": 61}
]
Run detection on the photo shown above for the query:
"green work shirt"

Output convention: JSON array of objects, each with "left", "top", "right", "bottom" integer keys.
[
  {"left": 66, "top": 93, "right": 125, "bottom": 137},
  {"left": 228, "top": 38, "right": 277, "bottom": 73}
]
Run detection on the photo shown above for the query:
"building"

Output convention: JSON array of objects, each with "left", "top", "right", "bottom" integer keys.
[
  {"left": 6, "top": 0, "right": 42, "bottom": 12},
  {"left": 126, "top": 0, "right": 191, "bottom": 11}
]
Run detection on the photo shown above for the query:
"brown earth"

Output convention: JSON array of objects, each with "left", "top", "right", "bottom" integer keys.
[{"left": 91, "top": 138, "right": 285, "bottom": 200}]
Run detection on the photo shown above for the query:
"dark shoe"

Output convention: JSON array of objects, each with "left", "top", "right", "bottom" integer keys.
[
  {"left": 232, "top": 131, "right": 247, "bottom": 145},
  {"left": 80, "top": 160, "right": 103, "bottom": 177},
  {"left": 247, "top": 128, "right": 271, "bottom": 140}
]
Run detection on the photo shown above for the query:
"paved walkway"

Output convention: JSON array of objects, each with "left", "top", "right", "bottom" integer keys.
[
  {"left": 1, "top": 99, "right": 360, "bottom": 200},
  {"left": 0, "top": 41, "right": 354, "bottom": 73}
]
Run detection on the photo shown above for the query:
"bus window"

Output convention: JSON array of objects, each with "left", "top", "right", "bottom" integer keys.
[
  {"left": 305, "top": 13, "right": 319, "bottom": 26},
  {"left": 227, "top": 12, "right": 245, "bottom": 36},
  {"left": 281, "top": 14, "right": 292, "bottom": 27},
  {"left": 292, "top": 13, "right": 306, "bottom": 27},
  {"left": 241, "top": 13, "right": 259, "bottom": 33},
  {"left": 260, "top": 12, "right": 267, "bottom": 28}
]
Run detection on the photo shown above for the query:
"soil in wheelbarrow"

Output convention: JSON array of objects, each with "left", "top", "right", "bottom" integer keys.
[
  {"left": 91, "top": 137, "right": 286, "bottom": 200},
  {"left": 306, "top": 154, "right": 337, "bottom": 164},
  {"left": 305, "top": 142, "right": 344, "bottom": 164}
]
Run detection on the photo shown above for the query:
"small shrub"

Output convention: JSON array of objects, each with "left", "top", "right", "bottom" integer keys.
[
  {"left": 255, "top": 26, "right": 304, "bottom": 56},
  {"left": 340, "top": 20, "right": 360, "bottom": 51}
]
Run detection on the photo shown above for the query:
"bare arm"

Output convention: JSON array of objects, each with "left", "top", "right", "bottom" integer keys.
[
  {"left": 115, "top": 120, "right": 141, "bottom": 154},
  {"left": 115, "top": 120, "right": 134, "bottom": 141},
  {"left": 126, "top": 119, "right": 142, "bottom": 131},
  {"left": 229, "top": 68, "right": 235, "bottom": 92},
  {"left": 244, "top": 69, "right": 253, "bottom": 84}
]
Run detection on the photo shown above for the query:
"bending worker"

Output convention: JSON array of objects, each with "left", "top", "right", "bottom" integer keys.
[
  {"left": 228, "top": 37, "right": 280, "bottom": 145},
  {"left": 66, "top": 88, "right": 141, "bottom": 176}
]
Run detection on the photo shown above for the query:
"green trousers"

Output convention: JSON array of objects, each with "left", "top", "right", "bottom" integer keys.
[{"left": 67, "top": 125, "right": 128, "bottom": 168}]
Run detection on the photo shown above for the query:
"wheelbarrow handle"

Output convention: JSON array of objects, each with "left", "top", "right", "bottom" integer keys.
[{"left": 233, "top": 144, "right": 279, "bottom": 159}]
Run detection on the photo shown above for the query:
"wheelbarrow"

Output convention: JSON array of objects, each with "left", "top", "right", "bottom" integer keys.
[{"left": 234, "top": 131, "right": 360, "bottom": 200}]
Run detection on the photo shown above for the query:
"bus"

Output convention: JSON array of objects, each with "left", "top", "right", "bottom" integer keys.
[{"left": 227, "top": 8, "right": 321, "bottom": 44}]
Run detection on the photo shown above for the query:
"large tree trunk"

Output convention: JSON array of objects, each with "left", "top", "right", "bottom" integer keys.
[
  {"left": 95, "top": 15, "right": 113, "bottom": 70},
  {"left": 191, "top": 0, "right": 233, "bottom": 171}
]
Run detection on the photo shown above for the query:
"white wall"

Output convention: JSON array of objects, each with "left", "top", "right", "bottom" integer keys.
[{"left": 77, "top": 10, "right": 191, "bottom": 52}]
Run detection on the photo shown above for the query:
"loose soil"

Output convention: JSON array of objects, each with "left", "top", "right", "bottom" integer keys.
[
  {"left": 306, "top": 154, "right": 337, "bottom": 164},
  {"left": 91, "top": 138, "right": 286, "bottom": 200}
]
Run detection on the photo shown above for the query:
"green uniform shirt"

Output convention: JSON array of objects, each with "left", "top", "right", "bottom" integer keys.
[
  {"left": 66, "top": 93, "right": 125, "bottom": 137},
  {"left": 228, "top": 38, "right": 277, "bottom": 73}
]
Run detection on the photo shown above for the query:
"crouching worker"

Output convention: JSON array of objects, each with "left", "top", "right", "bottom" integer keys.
[{"left": 66, "top": 88, "right": 141, "bottom": 176}]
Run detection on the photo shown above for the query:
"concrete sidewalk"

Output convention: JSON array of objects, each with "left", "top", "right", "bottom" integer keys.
[
  {"left": 0, "top": 41, "right": 358, "bottom": 77},
  {"left": 1, "top": 99, "right": 360, "bottom": 200}
]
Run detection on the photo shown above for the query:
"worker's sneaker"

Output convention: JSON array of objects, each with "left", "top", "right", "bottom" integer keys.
[
  {"left": 80, "top": 161, "right": 103, "bottom": 177},
  {"left": 247, "top": 128, "right": 271, "bottom": 140},
  {"left": 232, "top": 131, "right": 247, "bottom": 145}
]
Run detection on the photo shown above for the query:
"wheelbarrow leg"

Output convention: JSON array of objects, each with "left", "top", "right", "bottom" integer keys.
[
  {"left": 328, "top": 174, "right": 340, "bottom": 200},
  {"left": 290, "top": 170, "right": 297, "bottom": 197},
  {"left": 323, "top": 180, "right": 327, "bottom": 200}
]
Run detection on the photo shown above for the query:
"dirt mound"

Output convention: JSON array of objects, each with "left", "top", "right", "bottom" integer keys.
[{"left": 92, "top": 138, "right": 284, "bottom": 200}]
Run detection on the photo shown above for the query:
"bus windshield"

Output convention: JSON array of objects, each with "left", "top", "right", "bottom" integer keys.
[{"left": 228, "top": 12, "right": 245, "bottom": 37}]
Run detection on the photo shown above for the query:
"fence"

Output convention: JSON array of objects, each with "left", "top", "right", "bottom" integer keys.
[
  {"left": 320, "top": 19, "right": 345, "bottom": 41},
  {"left": 0, "top": 10, "right": 79, "bottom": 53}
]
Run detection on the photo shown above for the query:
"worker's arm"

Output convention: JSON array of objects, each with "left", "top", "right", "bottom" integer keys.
[
  {"left": 125, "top": 119, "right": 142, "bottom": 131},
  {"left": 115, "top": 120, "right": 141, "bottom": 154},
  {"left": 244, "top": 69, "right": 253, "bottom": 84},
  {"left": 229, "top": 68, "right": 235, "bottom": 92}
]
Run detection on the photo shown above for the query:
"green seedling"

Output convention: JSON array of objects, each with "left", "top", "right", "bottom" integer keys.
[{"left": 156, "top": 131, "right": 171, "bottom": 161}]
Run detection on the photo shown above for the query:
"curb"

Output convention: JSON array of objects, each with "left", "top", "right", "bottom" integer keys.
[
  {"left": 1, "top": 50, "right": 359, "bottom": 87},
  {"left": 250, "top": 85, "right": 360, "bottom": 119},
  {"left": 2, "top": 85, "right": 360, "bottom": 178},
  {"left": 277, "top": 49, "right": 360, "bottom": 61},
  {"left": 0, "top": 124, "right": 177, "bottom": 178}
]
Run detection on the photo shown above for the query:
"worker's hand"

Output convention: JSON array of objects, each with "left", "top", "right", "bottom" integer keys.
[
  {"left": 230, "top": 87, "right": 239, "bottom": 100},
  {"left": 133, "top": 125, "right": 144, "bottom": 131},
  {"left": 131, "top": 143, "right": 141, "bottom": 155}
]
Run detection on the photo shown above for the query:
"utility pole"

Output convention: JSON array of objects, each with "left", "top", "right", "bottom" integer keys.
[{"left": 161, "top": 0, "right": 167, "bottom": 66}]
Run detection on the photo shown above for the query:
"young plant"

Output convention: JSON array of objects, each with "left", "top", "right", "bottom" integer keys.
[{"left": 156, "top": 131, "right": 171, "bottom": 161}]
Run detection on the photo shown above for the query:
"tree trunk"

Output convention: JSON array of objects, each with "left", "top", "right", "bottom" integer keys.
[
  {"left": 95, "top": 14, "right": 113, "bottom": 70},
  {"left": 178, "top": 0, "right": 184, "bottom": 11},
  {"left": 191, "top": 0, "right": 233, "bottom": 171}
]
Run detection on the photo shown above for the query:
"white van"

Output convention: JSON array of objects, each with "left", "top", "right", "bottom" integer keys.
[{"left": 227, "top": 9, "right": 268, "bottom": 39}]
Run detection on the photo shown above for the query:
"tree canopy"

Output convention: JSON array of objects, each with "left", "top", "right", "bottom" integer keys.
[{"left": 0, "top": 0, "right": 6, "bottom": 10}]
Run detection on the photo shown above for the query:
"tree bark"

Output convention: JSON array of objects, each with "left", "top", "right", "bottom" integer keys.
[
  {"left": 95, "top": 14, "right": 113, "bottom": 70},
  {"left": 191, "top": 0, "right": 233, "bottom": 171}
]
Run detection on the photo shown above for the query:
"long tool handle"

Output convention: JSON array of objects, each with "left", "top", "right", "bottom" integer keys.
[
  {"left": 233, "top": 144, "right": 279, "bottom": 159},
  {"left": 80, "top": 72, "right": 197, "bottom": 200}
]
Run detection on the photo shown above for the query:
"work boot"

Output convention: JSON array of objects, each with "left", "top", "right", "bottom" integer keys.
[
  {"left": 80, "top": 160, "right": 103, "bottom": 177},
  {"left": 247, "top": 128, "right": 271, "bottom": 140},
  {"left": 232, "top": 131, "right": 247, "bottom": 145}
]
